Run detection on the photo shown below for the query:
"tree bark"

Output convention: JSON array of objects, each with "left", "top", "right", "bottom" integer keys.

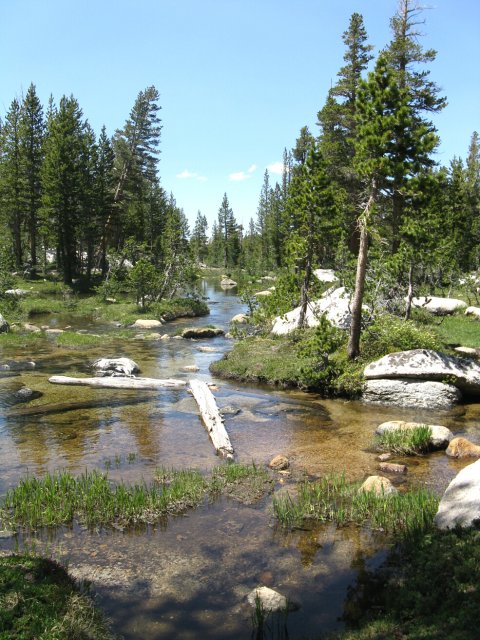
[
  {"left": 49, "top": 375, "right": 187, "bottom": 389},
  {"left": 188, "top": 379, "right": 234, "bottom": 459},
  {"left": 347, "top": 180, "right": 378, "bottom": 360}
]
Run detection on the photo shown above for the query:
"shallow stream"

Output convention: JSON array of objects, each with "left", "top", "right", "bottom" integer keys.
[{"left": 0, "top": 279, "right": 478, "bottom": 639}]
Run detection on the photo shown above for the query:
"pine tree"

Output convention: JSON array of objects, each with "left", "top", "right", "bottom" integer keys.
[
  {"left": 110, "top": 86, "right": 162, "bottom": 247},
  {"left": 285, "top": 141, "right": 337, "bottom": 327},
  {"left": 0, "top": 98, "right": 25, "bottom": 268},
  {"left": 317, "top": 13, "right": 373, "bottom": 254},
  {"left": 41, "top": 95, "right": 88, "bottom": 284},
  {"left": 190, "top": 211, "right": 209, "bottom": 263},
  {"left": 383, "top": 0, "right": 446, "bottom": 252},
  {"left": 95, "top": 126, "right": 115, "bottom": 275},
  {"left": 347, "top": 54, "right": 438, "bottom": 358},
  {"left": 20, "top": 83, "right": 44, "bottom": 271},
  {"left": 217, "top": 193, "right": 241, "bottom": 269}
]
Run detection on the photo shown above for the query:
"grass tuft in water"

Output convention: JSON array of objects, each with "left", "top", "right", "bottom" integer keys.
[
  {"left": 272, "top": 473, "right": 438, "bottom": 540},
  {"left": 374, "top": 425, "right": 432, "bottom": 455}
]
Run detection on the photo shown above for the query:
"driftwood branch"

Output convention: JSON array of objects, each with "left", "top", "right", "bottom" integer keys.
[
  {"left": 188, "top": 379, "right": 234, "bottom": 459},
  {"left": 49, "top": 375, "right": 187, "bottom": 389}
]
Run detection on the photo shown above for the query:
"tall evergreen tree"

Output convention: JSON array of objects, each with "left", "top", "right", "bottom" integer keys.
[
  {"left": 41, "top": 95, "right": 87, "bottom": 284},
  {"left": 317, "top": 13, "right": 373, "bottom": 254},
  {"left": 383, "top": 0, "right": 446, "bottom": 252},
  {"left": 285, "top": 141, "right": 337, "bottom": 327},
  {"left": 20, "top": 83, "right": 44, "bottom": 271},
  {"left": 217, "top": 193, "right": 241, "bottom": 269},
  {"left": 0, "top": 98, "right": 24, "bottom": 268},
  {"left": 190, "top": 210, "right": 209, "bottom": 263},
  {"left": 347, "top": 54, "right": 438, "bottom": 358}
]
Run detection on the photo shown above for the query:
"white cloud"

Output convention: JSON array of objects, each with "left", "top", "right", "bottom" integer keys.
[
  {"left": 229, "top": 170, "right": 251, "bottom": 182},
  {"left": 267, "top": 161, "right": 285, "bottom": 175},
  {"left": 176, "top": 169, "right": 207, "bottom": 182},
  {"left": 229, "top": 164, "right": 257, "bottom": 182}
]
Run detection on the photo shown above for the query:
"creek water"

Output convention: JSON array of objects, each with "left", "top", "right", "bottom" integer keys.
[{"left": 0, "top": 278, "right": 478, "bottom": 639}]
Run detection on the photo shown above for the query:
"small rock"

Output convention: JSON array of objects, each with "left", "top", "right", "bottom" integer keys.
[
  {"left": 378, "top": 453, "right": 392, "bottom": 461},
  {"left": 379, "top": 462, "right": 407, "bottom": 474},
  {"left": 132, "top": 319, "right": 163, "bottom": 329},
  {"left": 0, "top": 313, "right": 9, "bottom": 333},
  {"left": 446, "top": 437, "right": 480, "bottom": 459},
  {"left": 145, "top": 332, "right": 162, "bottom": 340},
  {"left": 455, "top": 346, "right": 480, "bottom": 358},
  {"left": 359, "top": 476, "right": 398, "bottom": 496},
  {"left": 160, "top": 334, "right": 170, "bottom": 340},
  {"left": 14, "top": 388, "right": 41, "bottom": 402},
  {"left": 464, "top": 306, "right": 480, "bottom": 318},
  {"left": 220, "top": 405, "right": 241, "bottom": 416},
  {"left": 255, "top": 290, "right": 273, "bottom": 297},
  {"left": 247, "top": 586, "right": 287, "bottom": 612},
  {"left": 45, "top": 328, "right": 64, "bottom": 335},
  {"left": 197, "top": 346, "right": 217, "bottom": 352},
  {"left": 220, "top": 277, "right": 237, "bottom": 288},
  {"left": 182, "top": 327, "right": 224, "bottom": 339},
  {"left": 22, "top": 323, "right": 41, "bottom": 333},
  {"left": 5, "top": 289, "right": 29, "bottom": 297},
  {"left": 0, "top": 530, "right": 15, "bottom": 539},
  {"left": 231, "top": 313, "right": 249, "bottom": 324},
  {"left": 269, "top": 454, "right": 290, "bottom": 471},
  {"left": 105, "top": 297, "right": 117, "bottom": 304},
  {"left": 181, "top": 365, "right": 200, "bottom": 372},
  {"left": 375, "top": 420, "right": 453, "bottom": 449}
]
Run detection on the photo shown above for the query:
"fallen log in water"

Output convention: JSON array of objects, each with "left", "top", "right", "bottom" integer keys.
[
  {"left": 188, "top": 379, "right": 234, "bottom": 459},
  {"left": 49, "top": 375, "right": 187, "bottom": 389}
]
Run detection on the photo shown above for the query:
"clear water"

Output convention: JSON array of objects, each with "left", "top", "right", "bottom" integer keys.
[{"left": 0, "top": 278, "right": 478, "bottom": 639}]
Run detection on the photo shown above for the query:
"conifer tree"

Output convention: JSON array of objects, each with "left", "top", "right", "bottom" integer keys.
[
  {"left": 217, "top": 193, "right": 241, "bottom": 269},
  {"left": 285, "top": 141, "right": 337, "bottom": 327},
  {"left": 20, "top": 83, "right": 44, "bottom": 271},
  {"left": 0, "top": 98, "right": 24, "bottom": 268},
  {"left": 41, "top": 95, "right": 88, "bottom": 284},
  {"left": 190, "top": 211, "right": 209, "bottom": 263}
]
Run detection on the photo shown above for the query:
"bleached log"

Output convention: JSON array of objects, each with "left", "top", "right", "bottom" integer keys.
[
  {"left": 188, "top": 379, "right": 234, "bottom": 459},
  {"left": 49, "top": 375, "right": 187, "bottom": 389}
]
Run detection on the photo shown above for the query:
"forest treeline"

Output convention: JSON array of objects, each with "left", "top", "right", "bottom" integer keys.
[{"left": 0, "top": 1, "right": 478, "bottom": 345}]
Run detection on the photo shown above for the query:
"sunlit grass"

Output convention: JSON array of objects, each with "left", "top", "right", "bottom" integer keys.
[
  {"left": 272, "top": 472, "right": 438, "bottom": 540},
  {"left": 374, "top": 425, "right": 432, "bottom": 455}
]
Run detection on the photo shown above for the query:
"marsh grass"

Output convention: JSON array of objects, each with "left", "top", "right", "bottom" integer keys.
[
  {"left": 56, "top": 332, "right": 103, "bottom": 349},
  {"left": 0, "top": 553, "right": 116, "bottom": 639},
  {"left": 374, "top": 425, "right": 432, "bottom": 455},
  {"left": 272, "top": 473, "right": 438, "bottom": 540},
  {"left": 251, "top": 594, "right": 290, "bottom": 640},
  {"left": 1, "top": 464, "right": 272, "bottom": 531}
]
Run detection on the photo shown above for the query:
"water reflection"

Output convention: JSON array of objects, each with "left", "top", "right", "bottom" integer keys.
[{"left": 0, "top": 278, "right": 479, "bottom": 638}]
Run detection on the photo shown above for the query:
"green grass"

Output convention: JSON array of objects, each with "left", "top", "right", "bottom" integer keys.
[
  {"left": 0, "top": 464, "right": 274, "bottom": 531},
  {"left": 0, "top": 553, "right": 116, "bottom": 639},
  {"left": 55, "top": 332, "right": 104, "bottom": 349},
  {"left": 336, "top": 527, "right": 480, "bottom": 640},
  {"left": 374, "top": 425, "right": 432, "bottom": 455},
  {"left": 433, "top": 314, "right": 480, "bottom": 349},
  {"left": 272, "top": 473, "right": 438, "bottom": 540}
]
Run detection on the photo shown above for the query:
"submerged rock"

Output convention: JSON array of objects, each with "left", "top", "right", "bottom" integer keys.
[
  {"left": 446, "top": 437, "right": 480, "bottom": 459},
  {"left": 363, "top": 378, "right": 461, "bottom": 410},
  {"left": 434, "top": 458, "right": 480, "bottom": 529},
  {"left": 92, "top": 357, "right": 140, "bottom": 377},
  {"left": 0, "top": 360, "right": 35, "bottom": 372},
  {"left": 182, "top": 327, "right": 224, "bottom": 339},
  {"left": 132, "top": 319, "right": 163, "bottom": 329},
  {"left": 269, "top": 454, "right": 290, "bottom": 471},
  {"left": 375, "top": 420, "right": 453, "bottom": 450},
  {"left": 379, "top": 462, "right": 407, "bottom": 474},
  {"left": 247, "top": 586, "right": 289, "bottom": 612},
  {"left": 220, "top": 277, "right": 237, "bottom": 288}
]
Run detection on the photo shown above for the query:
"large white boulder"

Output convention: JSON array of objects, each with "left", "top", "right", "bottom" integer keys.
[
  {"left": 271, "top": 287, "right": 354, "bottom": 334},
  {"left": 313, "top": 268, "right": 338, "bottom": 283},
  {"left": 132, "top": 319, "right": 163, "bottom": 329},
  {"left": 363, "top": 378, "right": 461, "bottom": 410},
  {"left": 364, "top": 349, "right": 480, "bottom": 396},
  {"left": 434, "top": 458, "right": 480, "bottom": 529},
  {"left": 247, "top": 586, "right": 288, "bottom": 612},
  {"left": 410, "top": 296, "right": 467, "bottom": 315},
  {"left": 92, "top": 357, "right": 140, "bottom": 377},
  {"left": 465, "top": 306, "right": 480, "bottom": 318}
]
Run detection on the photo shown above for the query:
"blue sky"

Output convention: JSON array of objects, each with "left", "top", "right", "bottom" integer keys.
[{"left": 1, "top": 0, "right": 479, "bottom": 231}]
